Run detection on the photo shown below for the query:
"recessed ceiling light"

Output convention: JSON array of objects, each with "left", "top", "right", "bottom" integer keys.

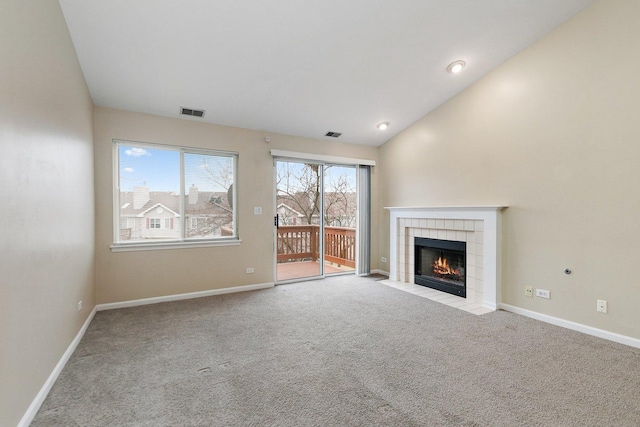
[
  {"left": 446, "top": 60, "right": 466, "bottom": 74},
  {"left": 377, "top": 122, "right": 390, "bottom": 130}
]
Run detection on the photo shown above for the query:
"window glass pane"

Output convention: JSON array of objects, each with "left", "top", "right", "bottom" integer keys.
[
  {"left": 184, "top": 153, "right": 235, "bottom": 238},
  {"left": 118, "top": 145, "right": 180, "bottom": 241}
]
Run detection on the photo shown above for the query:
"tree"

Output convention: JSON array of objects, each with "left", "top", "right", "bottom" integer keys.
[{"left": 276, "top": 162, "right": 356, "bottom": 227}]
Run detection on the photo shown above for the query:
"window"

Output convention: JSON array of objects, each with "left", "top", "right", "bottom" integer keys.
[{"left": 113, "top": 140, "right": 237, "bottom": 249}]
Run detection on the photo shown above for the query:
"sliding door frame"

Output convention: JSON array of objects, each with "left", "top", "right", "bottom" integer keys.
[{"left": 273, "top": 154, "right": 371, "bottom": 284}]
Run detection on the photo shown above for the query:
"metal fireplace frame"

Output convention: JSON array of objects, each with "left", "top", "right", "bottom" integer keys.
[{"left": 414, "top": 237, "right": 466, "bottom": 298}]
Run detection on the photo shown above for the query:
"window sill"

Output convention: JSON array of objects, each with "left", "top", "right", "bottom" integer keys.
[{"left": 110, "top": 238, "right": 242, "bottom": 252}]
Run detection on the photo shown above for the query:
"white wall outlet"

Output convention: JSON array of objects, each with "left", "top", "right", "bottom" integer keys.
[
  {"left": 597, "top": 299, "right": 608, "bottom": 313},
  {"left": 245, "top": 267, "right": 255, "bottom": 274},
  {"left": 535, "top": 289, "right": 550, "bottom": 299},
  {"left": 253, "top": 207, "right": 262, "bottom": 215},
  {"left": 77, "top": 301, "right": 82, "bottom": 311},
  {"left": 525, "top": 286, "right": 533, "bottom": 297},
  {"left": 381, "top": 257, "right": 387, "bottom": 263}
]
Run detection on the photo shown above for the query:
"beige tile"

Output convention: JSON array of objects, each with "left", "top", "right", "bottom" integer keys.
[
  {"left": 440, "top": 295, "right": 466, "bottom": 305},
  {"left": 466, "top": 256, "right": 475, "bottom": 268},
  {"left": 466, "top": 266, "right": 476, "bottom": 280},
  {"left": 419, "top": 219, "right": 427, "bottom": 229},
  {"left": 446, "top": 230, "right": 457, "bottom": 240},
  {"left": 437, "top": 229, "right": 447, "bottom": 239},
  {"left": 428, "top": 292, "right": 453, "bottom": 302},
  {"left": 475, "top": 220, "right": 484, "bottom": 231},
  {"left": 427, "top": 219, "right": 436, "bottom": 228},
  {"left": 454, "top": 219, "right": 464, "bottom": 230},
  {"left": 464, "top": 220, "right": 475, "bottom": 231},
  {"left": 445, "top": 219, "right": 455, "bottom": 230},
  {"left": 466, "top": 232, "right": 475, "bottom": 243},
  {"left": 466, "top": 243, "right": 475, "bottom": 256},
  {"left": 459, "top": 303, "right": 483, "bottom": 313},
  {"left": 419, "top": 289, "right": 440, "bottom": 298},
  {"left": 466, "top": 276, "right": 475, "bottom": 289},
  {"left": 470, "top": 306, "right": 493, "bottom": 315},
  {"left": 456, "top": 231, "right": 467, "bottom": 241},
  {"left": 475, "top": 243, "right": 484, "bottom": 256},
  {"left": 412, "top": 218, "right": 420, "bottom": 227},
  {"left": 446, "top": 298, "right": 470, "bottom": 308},
  {"left": 436, "top": 219, "right": 445, "bottom": 229},
  {"left": 475, "top": 231, "right": 484, "bottom": 244},
  {"left": 429, "top": 229, "right": 438, "bottom": 238}
]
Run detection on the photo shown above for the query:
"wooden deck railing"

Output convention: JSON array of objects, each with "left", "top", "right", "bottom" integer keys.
[{"left": 277, "top": 225, "right": 356, "bottom": 268}]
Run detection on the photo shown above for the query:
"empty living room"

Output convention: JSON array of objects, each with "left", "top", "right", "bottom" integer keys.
[{"left": 3, "top": 0, "right": 640, "bottom": 425}]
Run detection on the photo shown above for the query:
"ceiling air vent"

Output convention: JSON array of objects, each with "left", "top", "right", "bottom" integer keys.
[
  {"left": 325, "top": 131, "right": 342, "bottom": 138},
  {"left": 180, "top": 107, "right": 205, "bottom": 118}
]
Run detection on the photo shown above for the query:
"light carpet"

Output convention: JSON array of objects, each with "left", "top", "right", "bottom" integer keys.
[{"left": 33, "top": 275, "right": 640, "bottom": 426}]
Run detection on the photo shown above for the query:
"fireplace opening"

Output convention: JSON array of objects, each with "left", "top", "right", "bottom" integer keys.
[{"left": 415, "top": 237, "right": 466, "bottom": 297}]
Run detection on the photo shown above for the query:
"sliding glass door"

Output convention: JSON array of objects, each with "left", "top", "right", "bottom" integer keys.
[
  {"left": 323, "top": 165, "right": 357, "bottom": 275},
  {"left": 275, "top": 160, "right": 323, "bottom": 281},
  {"left": 274, "top": 160, "right": 358, "bottom": 283}
]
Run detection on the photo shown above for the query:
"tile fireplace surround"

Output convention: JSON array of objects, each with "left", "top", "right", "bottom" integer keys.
[{"left": 386, "top": 206, "right": 506, "bottom": 311}]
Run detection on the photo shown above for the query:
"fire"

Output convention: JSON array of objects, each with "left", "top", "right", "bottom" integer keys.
[{"left": 433, "top": 256, "right": 459, "bottom": 277}]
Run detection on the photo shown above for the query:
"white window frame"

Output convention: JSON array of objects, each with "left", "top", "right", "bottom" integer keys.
[{"left": 111, "top": 139, "right": 241, "bottom": 252}]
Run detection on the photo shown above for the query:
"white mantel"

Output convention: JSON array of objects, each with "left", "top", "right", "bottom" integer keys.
[{"left": 386, "top": 206, "right": 506, "bottom": 310}]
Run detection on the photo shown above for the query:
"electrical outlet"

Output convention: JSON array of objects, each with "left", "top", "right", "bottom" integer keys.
[
  {"left": 381, "top": 257, "right": 387, "bottom": 263},
  {"left": 253, "top": 207, "right": 262, "bottom": 215},
  {"left": 535, "top": 289, "right": 550, "bottom": 299},
  {"left": 525, "top": 286, "right": 533, "bottom": 298},
  {"left": 77, "top": 301, "right": 82, "bottom": 311},
  {"left": 245, "top": 267, "right": 255, "bottom": 274},
  {"left": 597, "top": 300, "right": 608, "bottom": 313}
]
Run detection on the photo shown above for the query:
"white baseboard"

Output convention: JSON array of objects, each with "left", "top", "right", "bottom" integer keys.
[
  {"left": 370, "top": 269, "right": 389, "bottom": 276},
  {"left": 500, "top": 303, "right": 640, "bottom": 349},
  {"left": 96, "top": 282, "right": 275, "bottom": 311},
  {"left": 18, "top": 307, "right": 97, "bottom": 427}
]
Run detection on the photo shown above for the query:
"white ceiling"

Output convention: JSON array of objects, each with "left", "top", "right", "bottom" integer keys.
[{"left": 59, "top": 0, "right": 595, "bottom": 147}]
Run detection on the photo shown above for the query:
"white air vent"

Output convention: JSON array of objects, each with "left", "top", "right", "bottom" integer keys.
[
  {"left": 180, "top": 107, "right": 205, "bottom": 118},
  {"left": 325, "top": 131, "right": 341, "bottom": 138}
]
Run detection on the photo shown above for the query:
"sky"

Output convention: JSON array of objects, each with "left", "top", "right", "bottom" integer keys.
[
  {"left": 118, "top": 144, "right": 356, "bottom": 194},
  {"left": 118, "top": 145, "right": 233, "bottom": 193}
]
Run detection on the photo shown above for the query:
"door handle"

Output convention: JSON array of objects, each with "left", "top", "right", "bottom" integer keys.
[{"left": 274, "top": 214, "right": 279, "bottom": 228}]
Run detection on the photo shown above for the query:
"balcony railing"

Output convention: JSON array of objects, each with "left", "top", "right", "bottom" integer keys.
[{"left": 277, "top": 225, "right": 356, "bottom": 268}]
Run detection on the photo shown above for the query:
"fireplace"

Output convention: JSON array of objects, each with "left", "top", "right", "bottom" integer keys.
[{"left": 414, "top": 237, "right": 466, "bottom": 298}]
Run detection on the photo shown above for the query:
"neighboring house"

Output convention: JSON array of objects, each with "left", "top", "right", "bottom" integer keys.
[
  {"left": 119, "top": 184, "right": 233, "bottom": 241},
  {"left": 276, "top": 203, "right": 306, "bottom": 225}
]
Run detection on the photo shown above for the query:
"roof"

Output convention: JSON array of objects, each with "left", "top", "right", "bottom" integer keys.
[{"left": 120, "top": 190, "right": 232, "bottom": 217}]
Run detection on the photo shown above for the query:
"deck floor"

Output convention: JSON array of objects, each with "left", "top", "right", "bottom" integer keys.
[{"left": 276, "top": 260, "right": 354, "bottom": 282}]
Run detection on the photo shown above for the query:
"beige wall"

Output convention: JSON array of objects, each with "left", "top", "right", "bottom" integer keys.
[
  {"left": 378, "top": 0, "right": 640, "bottom": 339},
  {"left": 94, "top": 107, "right": 378, "bottom": 304},
  {"left": 0, "top": 1, "right": 95, "bottom": 426}
]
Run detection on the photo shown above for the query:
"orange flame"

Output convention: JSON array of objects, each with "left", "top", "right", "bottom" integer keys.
[{"left": 433, "top": 256, "right": 459, "bottom": 276}]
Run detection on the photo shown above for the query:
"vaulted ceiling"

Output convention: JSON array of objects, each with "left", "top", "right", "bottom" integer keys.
[{"left": 59, "top": 0, "right": 595, "bottom": 146}]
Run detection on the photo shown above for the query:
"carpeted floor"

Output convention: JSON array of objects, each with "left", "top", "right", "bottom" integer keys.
[{"left": 33, "top": 275, "right": 640, "bottom": 426}]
